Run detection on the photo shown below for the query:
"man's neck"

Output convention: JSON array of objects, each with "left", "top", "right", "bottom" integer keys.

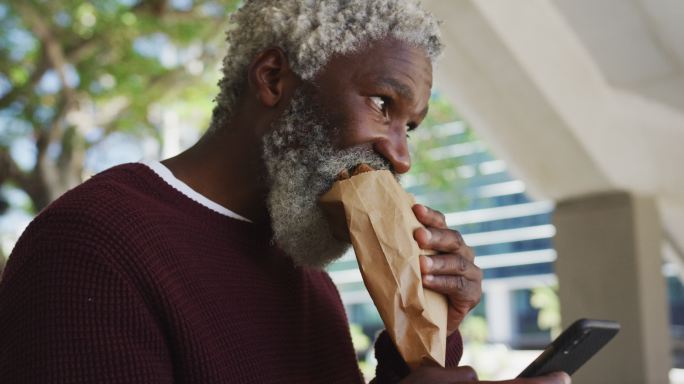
[{"left": 161, "top": 128, "right": 271, "bottom": 226}]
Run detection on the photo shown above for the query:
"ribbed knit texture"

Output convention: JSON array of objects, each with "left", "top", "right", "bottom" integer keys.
[{"left": 0, "top": 163, "right": 462, "bottom": 383}]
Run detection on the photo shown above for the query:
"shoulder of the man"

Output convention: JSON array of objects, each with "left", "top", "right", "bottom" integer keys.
[
  {"left": 2, "top": 163, "right": 167, "bottom": 282},
  {"left": 36, "top": 163, "right": 164, "bottom": 236}
]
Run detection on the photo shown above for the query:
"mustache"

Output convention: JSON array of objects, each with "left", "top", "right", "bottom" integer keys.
[{"left": 313, "top": 145, "right": 396, "bottom": 194}]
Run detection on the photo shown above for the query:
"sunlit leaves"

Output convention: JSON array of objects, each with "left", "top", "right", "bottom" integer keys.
[
  {"left": 408, "top": 92, "right": 469, "bottom": 212},
  {"left": 0, "top": 0, "right": 239, "bottom": 214}
]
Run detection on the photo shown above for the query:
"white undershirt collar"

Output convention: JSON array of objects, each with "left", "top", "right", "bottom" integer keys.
[{"left": 141, "top": 161, "right": 252, "bottom": 223}]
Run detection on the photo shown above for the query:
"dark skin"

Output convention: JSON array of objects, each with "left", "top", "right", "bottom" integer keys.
[
  {"left": 163, "top": 37, "right": 570, "bottom": 384},
  {"left": 162, "top": 45, "right": 302, "bottom": 226},
  {"left": 310, "top": 39, "right": 481, "bottom": 335}
]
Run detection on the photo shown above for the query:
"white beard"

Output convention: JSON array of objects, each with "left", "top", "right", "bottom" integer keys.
[{"left": 261, "top": 88, "right": 391, "bottom": 268}]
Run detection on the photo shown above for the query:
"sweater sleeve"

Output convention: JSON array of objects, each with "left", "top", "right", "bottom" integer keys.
[
  {"left": 0, "top": 216, "right": 174, "bottom": 383},
  {"left": 371, "top": 330, "right": 464, "bottom": 383}
]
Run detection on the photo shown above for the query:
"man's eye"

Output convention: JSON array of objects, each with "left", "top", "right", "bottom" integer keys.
[
  {"left": 370, "top": 96, "right": 387, "bottom": 112},
  {"left": 406, "top": 123, "right": 416, "bottom": 139}
]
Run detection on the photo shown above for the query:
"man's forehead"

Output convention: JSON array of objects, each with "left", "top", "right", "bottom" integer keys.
[
  {"left": 321, "top": 38, "right": 432, "bottom": 79},
  {"left": 355, "top": 44, "right": 429, "bottom": 79},
  {"left": 313, "top": 37, "right": 433, "bottom": 114}
]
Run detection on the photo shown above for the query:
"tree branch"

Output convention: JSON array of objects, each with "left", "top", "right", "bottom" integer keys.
[
  {"left": 0, "top": 147, "right": 33, "bottom": 195},
  {"left": 0, "top": 34, "right": 101, "bottom": 111},
  {"left": 86, "top": 71, "right": 184, "bottom": 148},
  {"left": 0, "top": 49, "right": 48, "bottom": 111},
  {"left": 13, "top": 2, "right": 78, "bottom": 109}
]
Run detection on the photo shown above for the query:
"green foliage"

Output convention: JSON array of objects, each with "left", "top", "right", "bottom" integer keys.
[
  {"left": 460, "top": 314, "right": 489, "bottom": 344},
  {"left": 530, "top": 285, "right": 561, "bottom": 338},
  {"left": 407, "top": 92, "right": 469, "bottom": 212},
  {"left": 0, "top": 0, "right": 240, "bottom": 213},
  {"left": 349, "top": 323, "right": 376, "bottom": 381},
  {"left": 349, "top": 323, "right": 371, "bottom": 353}
]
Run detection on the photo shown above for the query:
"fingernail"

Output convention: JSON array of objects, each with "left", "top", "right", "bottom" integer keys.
[
  {"left": 425, "top": 274, "right": 434, "bottom": 282},
  {"left": 423, "top": 256, "right": 433, "bottom": 269},
  {"left": 423, "top": 228, "right": 432, "bottom": 241}
]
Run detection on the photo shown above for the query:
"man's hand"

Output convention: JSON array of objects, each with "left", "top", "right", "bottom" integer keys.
[
  {"left": 399, "top": 366, "right": 571, "bottom": 384},
  {"left": 413, "top": 204, "right": 483, "bottom": 335}
]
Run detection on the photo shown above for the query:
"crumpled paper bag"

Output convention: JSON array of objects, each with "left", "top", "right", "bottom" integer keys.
[{"left": 319, "top": 169, "right": 448, "bottom": 369}]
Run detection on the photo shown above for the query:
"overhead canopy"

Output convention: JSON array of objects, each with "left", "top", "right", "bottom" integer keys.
[{"left": 424, "top": 0, "right": 684, "bottom": 256}]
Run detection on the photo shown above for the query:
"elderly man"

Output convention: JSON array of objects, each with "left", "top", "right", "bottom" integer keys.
[{"left": 0, "top": 1, "right": 570, "bottom": 383}]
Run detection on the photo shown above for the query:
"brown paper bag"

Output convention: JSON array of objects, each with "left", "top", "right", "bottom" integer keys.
[{"left": 319, "top": 169, "right": 448, "bottom": 369}]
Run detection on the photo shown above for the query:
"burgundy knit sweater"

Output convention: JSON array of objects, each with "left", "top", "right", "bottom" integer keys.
[{"left": 0, "top": 163, "right": 462, "bottom": 383}]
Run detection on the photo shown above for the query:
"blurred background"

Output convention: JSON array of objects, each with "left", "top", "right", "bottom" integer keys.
[{"left": 1, "top": 1, "right": 683, "bottom": 383}]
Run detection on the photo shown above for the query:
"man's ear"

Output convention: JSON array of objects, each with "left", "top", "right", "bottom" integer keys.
[{"left": 248, "top": 47, "right": 295, "bottom": 108}]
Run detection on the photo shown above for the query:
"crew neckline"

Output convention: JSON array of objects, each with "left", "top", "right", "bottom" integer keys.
[{"left": 140, "top": 161, "right": 252, "bottom": 223}]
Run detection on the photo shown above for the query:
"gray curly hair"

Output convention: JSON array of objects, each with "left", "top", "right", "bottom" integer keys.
[{"left": 209, "top": 0, "right": 443, "bottom": 131}]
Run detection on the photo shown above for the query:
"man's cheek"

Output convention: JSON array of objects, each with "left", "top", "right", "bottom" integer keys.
[{"left": 329, "top": 102, "right": 376, "bottom": 147}]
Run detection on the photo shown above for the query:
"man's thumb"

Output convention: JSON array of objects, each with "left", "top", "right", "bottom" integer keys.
[
  {"left": 399, "top": 365, "right": 479, "bottom": 384},
  {"left": 543, "top": 371, "right": 571, "bottom": 384},
  {"left": 440, "top": 365, "right": 478, "bottom": 382}
]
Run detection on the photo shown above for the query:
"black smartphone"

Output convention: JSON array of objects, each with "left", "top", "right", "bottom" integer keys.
[{"left": 518, "top": 318, "right": 620, "bottom": 378}]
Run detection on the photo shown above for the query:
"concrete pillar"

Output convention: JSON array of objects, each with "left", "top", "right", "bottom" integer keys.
[{"left": 553, "top": 191, "right": 671, "bottom": 384}]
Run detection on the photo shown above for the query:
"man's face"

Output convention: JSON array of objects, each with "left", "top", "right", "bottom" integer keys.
[{"left": 261, "top": 38, "right": 433, "bottom": 268}]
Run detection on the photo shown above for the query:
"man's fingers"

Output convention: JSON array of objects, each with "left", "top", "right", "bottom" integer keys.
[
  {"left": 414, "top": 227, "right": 466, "bottom": 255},
  {"left": 413, "top": 204, "right": 447, "bottom": 229},
  {"left": 399, "top": 365, "right": 478, "bottom": 384},
  {"left": 540, "top": 371, "right": 571, "bottom": 384},
  {"left": 423, "top": 274, "right": 477, "bottom": 294},
  {"left": 490, "top": 371, "right": 571, "bottom": 384},
  {"left": 412, "top": 204, "right": 474, "bottom": 259},
  {"left": 421, "top": 254, "right": 481, "bottom": 281},
  {"left": 446, "top": 365, "right": 478, "bottom": 383},
  {"left": 420, "top": 255, "right": 482, "bottom": 301}
]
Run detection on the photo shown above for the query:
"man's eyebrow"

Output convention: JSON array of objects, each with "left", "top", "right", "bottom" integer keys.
[
  {"left": 375, "top": 77, "right": 429, "bottom": 122},
  {"left": 375, "top": 77, "right": 415, "bottom": 102}
]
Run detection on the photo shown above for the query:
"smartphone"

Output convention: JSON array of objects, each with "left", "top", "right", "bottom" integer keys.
[{"left": 518, "top": 318, "right": 620, "bottom": 378}]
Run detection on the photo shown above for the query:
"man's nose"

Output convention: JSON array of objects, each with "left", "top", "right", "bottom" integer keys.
[{"left": 373, "top": 131, "right": 411, "bottom": 174}]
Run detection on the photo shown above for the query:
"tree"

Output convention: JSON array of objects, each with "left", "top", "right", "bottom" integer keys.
[
  {"left": 530, "top": 285, "right": 561, "bottom": 339},
  {"left": 0, "top": 0, "right": 238, "bottom": 215},
  {"left": 408, "top": 93, "right": 470, "bottom": 213}
]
